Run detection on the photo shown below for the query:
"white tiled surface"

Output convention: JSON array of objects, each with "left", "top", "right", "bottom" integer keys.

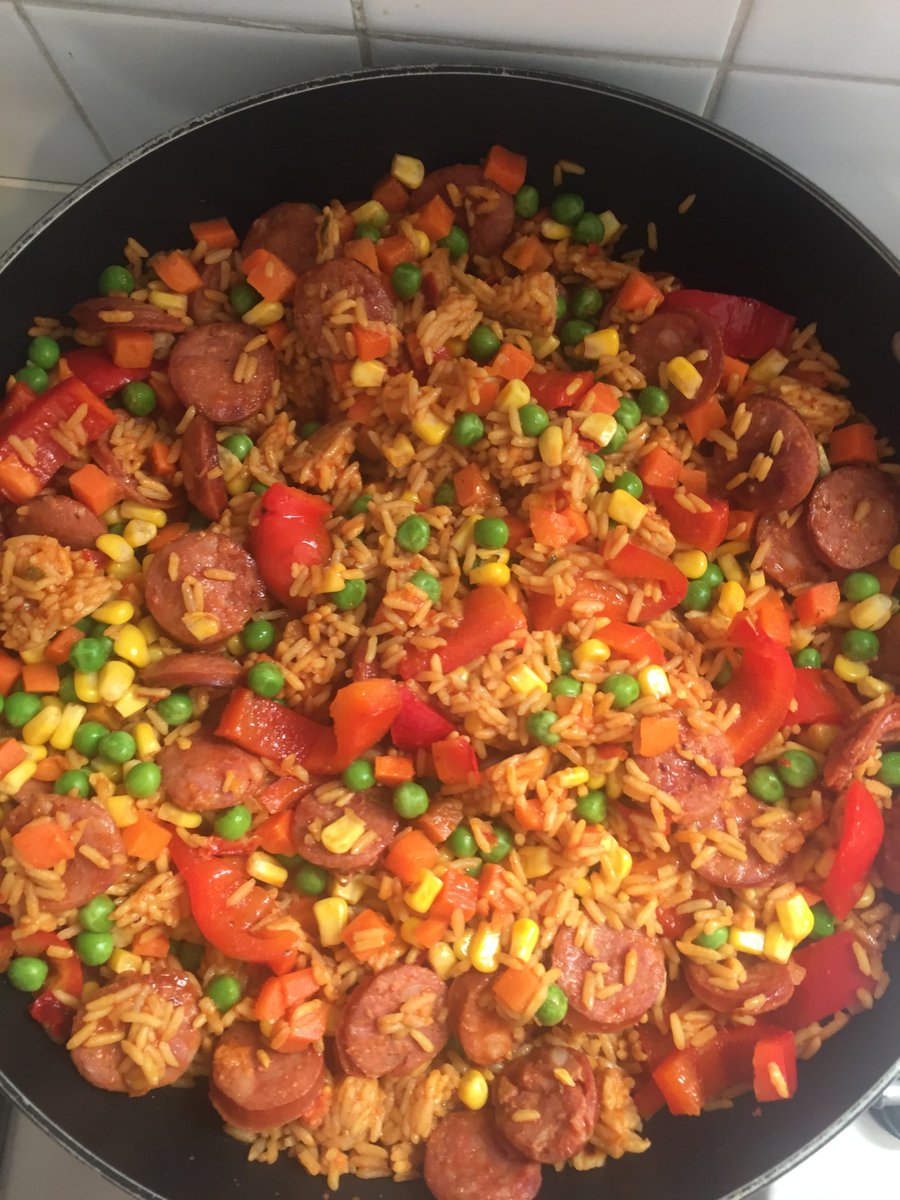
[{"left": 1, "top": 0, "right": 899, "bottom": 257}]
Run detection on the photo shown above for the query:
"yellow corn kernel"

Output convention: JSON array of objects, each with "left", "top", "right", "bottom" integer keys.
[
  {"left": 608, "top": 490, "right": 648, "bottom": 530},
  {"left": 509, "top": 917, "right": 540, "bottom": 963},
  {"left": 834, "top": 654, "right": 869, "bottom": 684},
  {"left": 537, "top": 425, "right": 564, "bottom": 468},
  {"left": 450, "top": 515, "right": 479, "bottom": 553},
  {"left": 587, "top": 771, "right": 607, "bottom": 789},
  {"left": 384, "top": 434, "right": 415, "bottom": 470},
  {"left": 673, "top": 550, "right": 708, "bottom": 580},
  {"left": 405, "top": 869, "right": 444, "bottom": 914},
  {"left": 557, "top": 766, "right": 590, "bottom": 788},
  {"left": 314, "top": 897, "right": 349, "bottom": 947},
  {"left": 351, "top": 359, "right": 388, "bottom": 389},
  {"left": 113, "top": 624, "right": 150, "bottom": 668},
  {"left": 764, "top": 922, "right": 795, "bottom": 965},
  {"left": 469, "top": 923, "right": 501, "bottom": 973},
  {"left": 330, "top": 876, "right": 368, "bottom": 907},
  {"left": 412, "top": 412, "right": 450, "bottom": 446},
  {"left": 319, "top": 566, "right": 345, "bottom": 594},
  {"left": 246, "top": 850, "right": 288, "bottom": 887},
  {"left": 776, "top": 892, "right": 815, "bottom": 942},
  {"left": 747, "top": 570, "right": 766, "bottom": 593},
  {"left": 427, "top": 941, "right": 456, "bottom": 979},
  {"left": 506, "top": 664, "right": 548, "bottom": 695},
  {"left": 101, "top": 505, "right": 121, "bottom": 526},
  {"left": 469, "top": 562, "right": 511, "bottom": 587},
  {"left": 409, "top": 228, "right": 431, "bottom": 258},
  {"left": 391, "top": 154, "right": 425, "bottom": 189},
  {"left": 858, "top": 675, "right": 891, "bottom": 699},
  {"left": 21, "top": 706, "right": 62, "bottom": 747},
  {"left": 728, "top": 926, "right": 765, "bottom": 956},
  {"left": 531, "top": 334, "right": 560, "bottom": 361},
  {"left": 599, "top": 842, "right": 632, "bottom": 892},
  {"left": 149, "top": 289, "right": 187, "bottom": 315},
  {"left": 122, "top": 518, "right": 157, "bottom": 549},
  {"left": 158, "top": 801, "right": 203, "bottom": 830},
  {"left": 134, "top": 722, "right": 161, "bottom": 759},
  {"left": 109, "top": 558, "right": 141, "bottom": 582},
  {"left": 400, "top": 917, "right": 422, "bottom": 946},
  {"left": 242, "top": 299, "right": 284, "bottom": 327},
  {"left": 73, "top": 671, "right": 100, "bottom": 703},
  {"left": 849, "top": 593, "right": 893, "bottom": 631},
  {"left": 666, "top": 355, "right": 703, "bottom": 400},
  {"left": 95, "top": 533, "right": 134, "bottom": 564},
  {"left": 598, "top": 210, "right": 621, "bottom": 243},
  {"left": 18, "top": 645, "right": 48, "bottom": 664},
  {"left": 637, "top": 664, "right": 671, "bottom": 700},
  {"left": 101, "top": 794, "right": 137, "bottom": 827},
  {"left": 540, "top": 218, "right": 571, "bottom": 241},
  {"left": 321, "top": 812, "right": 366, "bottom": 855},
  {"left": 748, "top": 348, "right": 789, "bottom": 383},
  {"left": 114, "top": 691, "right": 148, "bottom": 718},
  {"left": 889, "top": 544, "right": 900, "bottom": 571},
  {"left": 138, "top": 616, "right": 160, "bottom": 644},
  {"left": 225, "top": 472, "right": 249, "bottom": 500},
  {"left": 717, "top": 552, "right": 745, "bottom": 585},
  {"left": 0, "top": 759, "right": 37, "bottom": 796},
  {"left": 351, "top": 199, "right": 389, "bottom": 228},
  {"left": 98, "top": 660, "right": 136, "bottom": 704},
  {"left": 446, "top": 336, "right": 467, "bottom": 357},
  {"left": 718, "top": 581, "right": 746, "bottom": 619},
  {"left": 458, "top": 1068, "right": 489, "bottom": 1111},
  {"left": 119, "top": 502, "right": 167, "bottom": 527},
  {"left": 453, "top": 930, "right": 473, "bottom": 961},
  {"left": 804, "top": 722, "right": 839, "bottom": 753},
  {"left": 92, "top": 599, "right": 135, "bottom": 625},
  {"left": 518, "top": 845, "right": 552, "bottom": 879},
  {"left": 108, "top": 949, "right": 142, "bottom": 975},
  {"left": 48, "top": 703, "right": 86, "bottom": 751},
  {"left": 573, "top": 639, "right": 611, "bottom": 669},
  {"left": 582, "top": 327, "right": 620, "bottom": 359},
  {"left": 93, "top": 760, "right": 123, "bottom": 784},
  {"left": 855, "top": 881, "right": 876, "bottom": 910},
  {"left": 498, "top": 379, "right": 531, "bottom": 411},
  {"left": 717, "top": 540, "right": 752, "bottom": 559},
  {"left": 580, "top": 412, "right": 618, "bottom": 448}
]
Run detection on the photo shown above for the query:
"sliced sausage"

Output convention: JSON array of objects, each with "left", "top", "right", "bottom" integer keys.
[
  {"left": 7, "top": 495, "right": 105, "bottom": 550},
  {"left": 447, "top": 971, "right": 519, "bottom": 1067},
  {"left": 69, "top": 969, "right": 201, "bottom": 1095},
  {"left": 551, "top": 922, "right": 665, "bottom": 1031},
  {"left": 90, "top": 433, "right": 180, "bottom": 510},
  {"left": 806, "top": 465, "right": 898, "bottom": 570},
  {"left": 293, "top": 259, "right": 394, "bottom": 361},
  {"left": 755, "top": 513, "right": 830, "bottom": 590},
  {"left": 144, "top": 529, "right": 264, "bottom": 648},
  {"left": 187, "top": 260, "right": 227, "bottom": 326},
  {"left": 70, "top": 296, "right": 187, "bottom": 333},
  {"left": 168, "top": 322, "right": 277, "bottom": 424},
  {"left": 715, "top": 396, "right": 818, "bottom": 514},
  {"left": 877, "top": 803, "right": 900, "bottom": 893},
  {"left": 241, "top": 202, "right": 319, "bottom": 276},
  {"left": 684, "top": 958, "right": 804, "bottom": 1016},
  {"left": 157, "top": 731, "right": 268, "bottom": 812},
  {"left": 687, "top": 794, "right": 802, "bottom": 888},
  {"left": 493, "top": 1045, "right": 598, "bottom": 1163},
  {"left": 7, "top": 794, "right": 125, "bottom": 913},
  {"left": 630, "top": 716, "right": 733, "bottom": 825},
  {"left": 411, "top": 164, "right": 515, "bottom": 259},
  {"left": 628, "top": 308, "right": 724, "bottom": 412},
  {"left": 823, "top": 700, "right": 900, "bottom": 792},
  {"left": 210, "top": 1020, "right": 324, "bottom": 1132},
  {"left": 181, "top": 413, "right": 227, "bottom": 521},
  {"left": 335, "top": 964, "right": 448, "bottom": 1078},
  {"left": 292, "top": 790, "right": 398, "bottom": 872},
  {"left": 424, "top": 1110, "right": 542, "bottom": 1200},
  {"left": 141, "top": 652, "right": 242, "bottom": 689}
]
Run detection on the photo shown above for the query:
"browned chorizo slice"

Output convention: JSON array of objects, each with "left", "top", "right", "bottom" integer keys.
[
  {"left": 424, "top": 1110, "right": 541, "bottom": 1200},
  {"left": 181, "top": 413, "right": 227, "bottom": 521},
  {"left": 69, "top": 969, "right": 201, "bottom": 1095},
  {"left": 187, "top": 260, "right": 227, "bottom": 326},
  {"left": 157, "top": 731, "right": 268, "bottom": 812},
  {"left": 292, "top": 790, "right": 398, "bottom": 872},
  {"left": 411, "top": 164, "right": 515, "bottom": 259},
  {"left": 7, "top": 794, "right": 125, "bottom": 912},
  {"left": 684, "top": 958, "right": 805, "bottom": 1015},
  {"left": 241, "top": 202, "right": 319, "bottom": 276},
  {"left": 877, "top": 803, "right": 900, "bottom": 893},
  {"left": 168, "top": 323, "right": 276, "bottom": 424},
  {"left": 141, "top": 651, "right": 242, "bottom": 689},
  {"left": 335, "top": 964, "right": 448, "bottom": 1078},
  {"left": 7, "top": 495, "right": 105, "bottom": 550},
  {"left": 806, "top": 465, "right": 898, "bottom": 570},
  {"left": 715, "top": 396, "right": 818, "bottom": 514},
  {"left": 630, "top": 716, "right": 733, "bottom": 825},
  {"left": 823, "top": 700, "right": 900, "bottom": 792},
  {"left": 551, "top": 921, "right": 665, "bottom": 1031},
  {"left": 70, "top": 296, "right": 186, "bottom": 333},
  {"left": 686, "top": 795, "right": 802, "bottom": 889},
  {"left": 493, "top": 1045, "right": 598, "bottom": 1163},
  {"left": 628, "top": 308, "right": 724, "bottom": 412},
  {"left": 755, "top": 512, "right": 830, "bottom": 590},
  {"left": 447, "top": 971, "right": 519, "bottom": 1067},
  {"left": 210, "top": 1020, "right": 324, "bottom": 1131},
  {"left": 144, "top": 529, "right": 264, "bottom": 647},
  {"left": 293, "top": 259, "right": 395, "bottom": 361}
]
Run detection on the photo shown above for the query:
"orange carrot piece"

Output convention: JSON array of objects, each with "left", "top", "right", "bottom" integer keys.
[
  {"left": 721, "top": 354, "right": 749, "bottom": 394},
  {"left": 0, "top": 457, "right": 42, "bottom": 503},
  {"left": 344, "top": 237, "right": 380, "bottom": 274},
  {"left": 372, "top": 174, "right": 409, "bottom": 214},
  {"left": 727, "top": 509, "right": 758, "bottom": 540},
  {"left": 617, "top": 271, "right": 664, "bottom": 312},
  {"left": 149, "top": 441, "right": 175, "bottom": 477},
  {"left": 21, "top": 661, "right": 60, "bottom": 694},
  {"left": 491, "top": 964, "right": 542, "bottom": 1015},
  {"left": 256, "top": 810, "right": 295, "bottom": 857},
  {"left": 483, "top": 144, "right": 527, "bottom": 194},
  {"left": 341, "top": 909, "right": 397, "bottom": 962},
  {"left": 502, "top": 235, "right": 539, "bottom": 272},
  {"left": 638, "top": 445, "right": 680, "bottom": 489},
  {"left": 243, "top": 248, "right": 298, "bottom": 303},
  {"left": 69, "top": 463, "right": 126, "bottom": 516},
  {"left": 352, "top": 325, "right": 392, "bottom": 362},
  {"left": 793, "top": 581, "right": 841, "bottom": 628},
  {"left": 0, "top": 739, "right": 26, "bottom": 776},
  {"left": 679, "top": 466, "right": 709, "bottom": 495},
  {"left": 374, "top": 755, "right": 416, "bottom": 785},
  {"left": 106, "top": 329, "right": 154, "bottom": 370},
  {"left": 637, "top": 716, "right": 681, "bottom": 757},
  {"left": 584, "top": 381, "right": 619, "bottom": 414},
  {"left": 12, "top": 822, "right": 75, "bottom": 870},
  {"left": 121, "top": 812, "right": 172, "bottom": 861},
  {"left": 33, "top": 754, "right": 66, "bottom": 783},
  {"left": 189, "top": 217, "right": 238, "bottom": 250},
  {"left": 684, "top": 396, "right": 726, "bottom": 444},
  {"left": 828, "top": 423, "right": 878, "bottom": 466},
  {"left": 453, "top": 463, "right": 500, "bottom": 508},
  {"left": 375, "top": 234, "right": 417, "bottom": 274},
  {"left": 45, "top": 626, "right": 84, "bottom": 666},
  {"left": 264, "top": 319, "right": 289, "bottom": 350},
  {"left": 0, "top": 654, "right": 21, "bottom": 697},
  {"left": 148, "top": 521, "right": 188, "bottom": 553},
  {"left": 470, "top": 377, "right": 500, "bottom": 417},
  {"left": 153, "top": 250, "right": 203, "bottom": 295},
  {"left": 755, "top": 592, "right": 792, "bottom": 646},
  {"left": 492, "top": 343, "right": 535, "bottom": 382},
  {"left": 416, "top": 194, "right": 454, "bottom": 242},
  {"left": 530, "top": 504, "right": 590, "bottom": 550},
  {"left": 383, "top": 829, "right": 439, "bottom": 886},
  {"left": 411, "top": 917, "right": 448, "bottom": 950},
  {"left": 132, "top": 928, "right": 170, "bottom": 958}
]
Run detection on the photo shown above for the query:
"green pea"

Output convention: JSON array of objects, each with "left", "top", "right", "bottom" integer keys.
[
  {"left": 229, "top": 281, "right": 261, "bottom": 315},
  {"left": 121, "top": 381, "right": 156, "bottom": 417},
  {"left": 410, "top": 571, "right": 441, "bottom": 604},
  {"left": 513, "top": 185, "right": 540, "bottom": 219},
  {"left": 438, "top": 225, "right": 469, "bottom": 259},
  {"left": 451, "top": 412, "right": 485, "bottom": 448},
  {"left": 355, "top": 221, "right": 382, "bottom": 242},
  {"left": 701, "top": 562, "right": 724, "bottom": 588},
  {"left": 464, "top": 861, "right": 483, "bottom": 879},
  {"left": 747, "top": 764, "right": 785, "bottom": 804},
  {"left": 295, "top": 861, "right": 329, "bottom": 896},
  {"left": 613, "top": 471, "right": 643, "bottom": 499},
  {"left": 125, "top": 761, "right": 161, "bottom": 798},
  {"left": 575, "top": 790, "right": 607, "bottom": 823},
  {"left": 54, "top": 769, "right": 91, "bottom": 798},
  {"left": 571, "top": 213, "right": 605, "bottom": 245},
  {"left": 299, "top": 421, "right": 322, "bottom": 438},
  {"left": 695, "top": 927, "right": 729, "bottom": 950},
  {"left": 637, "top": 386, "right": 670, "bottom": 417},
  {"left": 27, "top": 335, "right": 60, "bottom": 371},
  {"left": 205, "top": 974, "right": 242, "bottom": 1013},
  {"left": 557, "top": 647, "right": 575, "bottom": 674},
  {"left": 397, "top": 514, "right": 431, "bottom": 553},
  {"left": 98, "top": 265, "right": 134, "bottom": 295},
  {"left": 250, "top": 481, "right": 268, "bottom": 497},
  {"left": 550, "top": 675, "right": 582, "bottom": 698},
  {"left": 223, "top": 433, "right": 253, "bottom": 462},
  {"left": 242, "top": 619, "right": 275, "bottom": 652},
  {"left": 4, "top": 692, "right": 42, "bottom": 728},
  {"left": 535, "top": 983, "right": 568, "bottom": 1026},
  {"left": 474, "top": 518, "right": 509, "bottom": 550},
  {"left": 714, "top": 660, "right": 734, "bottom": 687},
  {"left": 69, "top": 636, "right": 113, "bottom": 673},
  {"left": 527, "top": 710, "right": 560, "bottom": 746},
  {"left": 330, "top": 577, "right": 365, "bottom": 611},
  {"left": 98, "top": 730, "right": 136, "bottom": 764},
  {"left": 841, "top": 628, "right": 880, "bottom": 662},
  {"left": 8, "top": 956, "right": 49, "bottom": 993},
  {"left": 560, "top": 318, "right": 593, "bottom": 348},
  {"left": 605, "top": 422, "right": 628, "bottom": 454},
  {"left": 602, "top": 673, "right": 640, "bottom": 710},
  {"left": 587, "top": 453, "right": 605, "bottom": 480},
  {"left": 556, "top": 294, "right": 568, "bottom": 321},
  {"left": 75, "top": 932, "right": 114, "bottom": 966},
  {"left": 877, "top": 750, "right": 900, "bottom": 787},
  {"left": 212, "top": 804, "right": 252, "bottom": 841},
  {"left": 15, "top": 364, "right": 48, "bottom": 393},
  {"left": 58, "top": 673, "right": 77, "bottom": 703},
  {"left": 467, "top": 325, "right": 500, "bottom": 364},
  {"left": 73, "top": 720, "right": 107, "bottom": 756},
  {"left": 615, "top": 397, "right": 642, "bottom": 432},
  {"left": 810, "top": 902, "right": 835, "bottom": 941},
  {"left": 157, "top": 692, "right": 193, "bottom": 725},
  {"left": 349, "top": 494, "right": 373, "bottom": 516},
  {"left": 519, "top": 403, "right": 550, "bottom": 437},
  {"left": 175, "top": 940, "right": 204, "bottom": 972},
  {"left": 343, "top": 758, "right": 375, "bottom": 791},
  {"left": 391, "top": 261, "right": 422, "bottom": 299},
  {"left": 842, "top": 572, "right": 880, "bottom": 602},
  {"left": 107, "top": 523, "right": 126, "bottom": 536},
  {"left": 682, "top": 579, "right": 713, "bottom": 612},
  {"left": 481, "top": 823, "right": 513, "bottom": 864},
  {"left": 447, "top": 824, "right": 477, "bottom": 857},
  {"left": 247, "top": 662, "right": 284, "bottom": 698},
  {"left": 775, "top": 749, "right": 818, "bottom": 789},
  {"left": 571, "top": 286, "right": 603, "bottom": 320},
  {"left": 434, "top": 480, "right": 455, "bottom": 507},
  {"left": 393, "top": 781, "right": 430, "bottom": 819},
  {"left": 551, "top": 193, "right": 585, "bottom": 226},
  {"left": 79, "top": 895, "right": 115, "bottom": 933},
  {"left": 794, "top": 647, "right": 822, "bottom": 669}
]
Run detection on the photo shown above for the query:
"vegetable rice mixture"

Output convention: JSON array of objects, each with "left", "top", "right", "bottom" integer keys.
[{"left": 0, "top": 144, "right": 898, "bottom": 1200}]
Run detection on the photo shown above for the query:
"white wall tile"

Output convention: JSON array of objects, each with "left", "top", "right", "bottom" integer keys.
[
  {"left": 735, "top": 0, "right": 900, "bottom": 78},
  {"left": 370, "top": 39, "right": 715, "bottom": 114},
  {"left": 0, "top": 3, "right": 107, "bottom": 182},
  {"left": 25, "top": 6, "right": 361, "bottom": 159},
  {"left": 714, "top": 71, "right": 900, "bottom": 257},
  {"left": 0, "top": 181, "right": 70, "bottom": 254},
  {"left": 365, "top": 0, "right": 741, "bottom": 59},
  {"left": 49, "top": 0, "right": 356, "bottom": 30}
]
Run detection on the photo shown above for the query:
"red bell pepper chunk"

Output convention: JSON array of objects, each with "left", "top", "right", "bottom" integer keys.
[
  {"left": 605, "top": 537, "right": 689, "bottom": 621},
  {"left": 779, "top": 930, "right": 874, "bottom": 1030},
  {"left": 600, "top": 621, "right": 665, "bottom": 665},
  {"left": 652, "top": 487, "right": 730, "bottom": 554},
  {"left": 0, "top": 928, "right": 84, "bottom": 1043},
  {"left": 791, "top": 668, "right": 858, "bottom": 726},
  {"left": 321, "top": 678, "right": 404, "bottom": 772},
  {"left": 478, "top": 863, "right": 517, "bottom": 914},
  {"left": 752, "top": 1029, "right": 798, "bottom": 1102},
  {"left": 664, "top": 289, "right": 795, "bottom": 359},
  {"left": 528, "top": 574, "right": 628, "bottom": 632},
  {"left": 432, "top": 735, "right": 480, "bottom": 784},
  {"left": 430, "top": 867, "right": 479, "bottom": 921},
  {"left": 216, "top": 687, "right": 331, "bottom": 766},
  {"left": 522, "top": 369, "right": 594, "bottom": 411},
  {"left": 820, "top": 781, "right": 884, "bottom": 920},
  {"left": 633, "top": 1077, "right": 666, "bottom": 1119},
  {"left": 720, "top": 615, "right": 796, "bottom": 764},
  {"left": 390, "top": 687, "right": 455, "bottom": 750},
  {"left": 653, "top": 1024, "right": 786, "bottom": 1116},
  {"left": 400, "top": 585, "right": 527, "bottom": 679},
  {"left": 249, "top": 482, "right": 332, "bottom": 608},
  {"left": 62, "top": 347, "right": 150, "bottom": 399}
]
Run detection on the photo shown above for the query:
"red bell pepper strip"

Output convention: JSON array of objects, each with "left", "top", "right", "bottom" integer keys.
[
  {"left": 400, "top": 586, "right": 527, "bottom": 679},
  {"left": 528, "top": 574, "right": 628, "bottom": 632},
  {"left": 779, "top": 930, "right": 874, "bottom": 1030},
  {"left": 62, "top": 347, "right": 150, "bottom": 399},
  {"left": 720, "top": 615, "right": 796, "bottom": 764},
  {"left": 390, "top": 687, "right": 454, "bottom": 750},
  {"left": 651, "top": 487, "right": 730, "bottom": 554},
  {"left": 605, "top": 537, "right": 689, "bottom": 621},
  {"left": 664, "top": 289, "right": 795, "bottom": 359},
  {"left": 432, "top": 735, "right": 480, "bottom": 785},
  {"left": 323, "top": 678, "right": 404, "bottom": 771},
  {"left": 0, "top": 928, "right": 84, "bottom": 1043},
  {"left": 791, "top": 668, "right": 858, "bottom": 726},
  {"left": 249, "top": 482, "right": 332, "bottom": 608},
  {"left": 653, "top": 1023, "right": 788, "bottom": 1116},
  {"left": 0, "top": 376, "right": 116, "bottom": 503},
  {"left": 600, "top": 621, "right": 665, "bottom": 664},
  {"left": 752, "top": 1029, "right": 798, "bottom": 1102},
  {"left": 820, "top": 781, "right": 884, "bottom": 920},
  {"left": 216, "top": 687, "right": 331, "bottom": 766},
  {"left": 522, "top": 370, "right": 594, "bottom": 411}
]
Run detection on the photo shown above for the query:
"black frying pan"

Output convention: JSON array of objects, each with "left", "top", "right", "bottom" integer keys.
[{"left": 0, "top": 66, "right": 898, "bottom": 1200}]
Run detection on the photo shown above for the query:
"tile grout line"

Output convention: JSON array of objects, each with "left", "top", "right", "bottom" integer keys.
[
  {"left": 0, "top": 176, "right": 73, "bottom": 192},
  {"left": 19, "top": 0, "right": 361, "bottom": 38},
  {"left": 351, "top": 0, "right": 372, "bottom": 69},
  {"left": 702, "top": 0, "right": 755, "bottom": 119}
]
